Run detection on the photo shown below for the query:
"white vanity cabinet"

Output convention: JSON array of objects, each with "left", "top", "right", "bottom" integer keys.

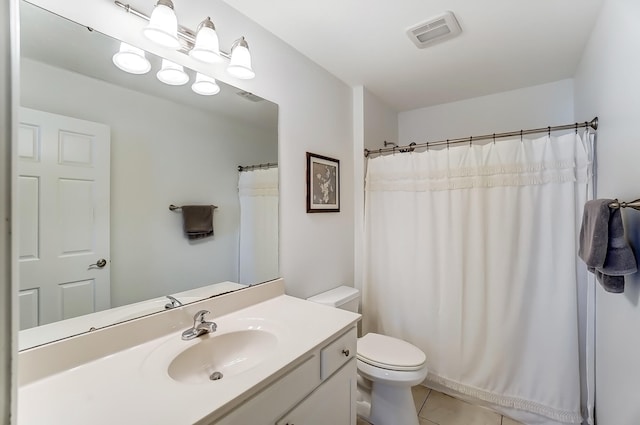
[
  {"left": 210, "top": 327, "right": 357, "bottom": 425},
  {"left": 277, "top": 358, "right": 356, "bottom": 425}
]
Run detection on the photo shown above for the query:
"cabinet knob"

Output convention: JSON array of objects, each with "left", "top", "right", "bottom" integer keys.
[{"left": 342, "top": 349, "right": 350, "bottom": 357}]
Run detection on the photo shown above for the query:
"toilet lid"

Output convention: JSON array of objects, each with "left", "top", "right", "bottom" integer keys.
[{"left": 357, "top": 333, "right": 426, "bottom": 371}]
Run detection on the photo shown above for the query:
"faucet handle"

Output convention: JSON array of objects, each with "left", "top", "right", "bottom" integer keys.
[{"left": 193, "top": 310, "right": 210, "bottom": 324}]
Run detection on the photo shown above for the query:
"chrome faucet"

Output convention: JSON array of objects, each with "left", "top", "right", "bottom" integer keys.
[
  {"left": 182, "top": 310, "right": 217, "bottom": 340},
  {"left": 164, "top": 295, "right": 183, "bottom": 309}
]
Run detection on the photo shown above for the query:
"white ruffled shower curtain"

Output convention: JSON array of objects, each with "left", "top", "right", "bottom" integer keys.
[
  {"left": 363, "top": 133, "right": 594, "bottom": 425},
  {"left": 238, "top": 167, "right": 279, "bottom": 285}
]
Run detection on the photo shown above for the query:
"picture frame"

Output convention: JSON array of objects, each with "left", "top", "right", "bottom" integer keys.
[{"left": 306, "top": 152, "right": 340, "bottom": 213}]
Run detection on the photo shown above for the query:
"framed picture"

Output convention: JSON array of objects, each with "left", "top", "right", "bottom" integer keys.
[{"left": 306, "top": 152, "right": 340, "bottom": 213}]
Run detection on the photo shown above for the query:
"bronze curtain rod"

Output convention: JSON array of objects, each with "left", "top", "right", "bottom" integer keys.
[
  {"left": 238, "top": 162, "right": 278, "bottom": 172},
  {"left": 364, "top": 117, "right": 599, "bottom": 158},
  {"left": 609, "top": 199, "right": 640, "bottom": 211},
  {"left": 169, "top": 204, "right": 218, "bottom": 211}
]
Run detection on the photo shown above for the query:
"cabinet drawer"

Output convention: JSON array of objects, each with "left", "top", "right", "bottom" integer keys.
[
  {"left": 210, "top": 355, "right": 320, "bottom": 425},
  {"left": 320, "top": 327, "right": 357, "bottom": 380}
]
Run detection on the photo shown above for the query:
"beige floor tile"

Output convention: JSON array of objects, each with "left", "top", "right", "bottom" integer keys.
[
  {"left": 419, "top": 391, "right": 501, "bottom": 425},
  {"left": 502, "top": 417, "right": 525, "bottom": 425},
  {"left": 412, "top": 385, "right": 432, "bottom": 412},
  {"left": 359, "top": 415, "right": 436, "bottom": 425}
]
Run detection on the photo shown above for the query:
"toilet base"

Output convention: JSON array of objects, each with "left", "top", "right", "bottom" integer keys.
[{"left": 357, "top": 380, "right": 420, "bottom": 425}]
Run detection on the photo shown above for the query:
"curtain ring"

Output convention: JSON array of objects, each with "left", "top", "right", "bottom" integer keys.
[
  {"left": 426, "top": 142, "right": 429, "bottom": 152},
  {"left": 493, "top": 133, "right": 496, "bottom": 144},
  {"left": 446, "top": 139, "right": 450, "bottom": 150},
  {"left": 575, "top": 123, "right": 578, "bottom": 134},
  {"left": 469, "top": 136, "right": 473, "bottom": 148},
  {"left": 548, "top": 126, "right": 551, "bottom": 137},
  {"left": 520, "top": 130, "right": 523, "bottom": 143}
]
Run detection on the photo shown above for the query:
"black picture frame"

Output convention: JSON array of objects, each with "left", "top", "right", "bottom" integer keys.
[{"left": 306, "top": 152, "right": 340, "bottom": 213}]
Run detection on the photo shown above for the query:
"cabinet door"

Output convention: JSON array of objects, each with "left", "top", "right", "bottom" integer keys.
[{"left": 277, "top": 358, "right": 357, "bottom": 425}]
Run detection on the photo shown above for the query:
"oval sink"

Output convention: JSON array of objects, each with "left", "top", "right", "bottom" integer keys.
[{"left": 168, "top": 329, "right": 278, "bottom": 384}]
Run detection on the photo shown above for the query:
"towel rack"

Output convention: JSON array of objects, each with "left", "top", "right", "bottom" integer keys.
[
  {"left": 608, "top": 199, "right": 640, "bottom": 211},
  {"left": 169, "top": 204, "right": 218, "bottom": 211}
]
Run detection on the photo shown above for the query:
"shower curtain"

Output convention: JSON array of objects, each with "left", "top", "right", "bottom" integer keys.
[
  {"left": 363, "top": 133, "right": 593, "bottom": 425},
  {"left": 238, "top": 167, "right": 279, "bottom": 284}
]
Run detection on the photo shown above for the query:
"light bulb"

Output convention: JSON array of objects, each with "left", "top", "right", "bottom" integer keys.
[
  {"left": 192, "top": 73, "right": 220, "bottom": 95},
  {"left": 142, "top": 0, "right": 180, "bottom": 50},
  {"left": 227, "top": 37, "right": 255, "bottom": 79},
  {"left": 157, "top": 59, "right": 189, "bottom": 85},
  {"left": 189, "top": 17, "right": 223, "bottom": 64},
  {"left": 112, "top": 42, "right": 151, "bottom": 74}
]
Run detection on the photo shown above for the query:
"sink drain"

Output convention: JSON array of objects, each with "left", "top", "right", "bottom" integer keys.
[{"left": 209, "top": 371, "right": 223, "bottom": 381}]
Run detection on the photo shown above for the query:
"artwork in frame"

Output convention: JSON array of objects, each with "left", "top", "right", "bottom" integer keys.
[{"left": 306, "top": 152, "right": 340, "bottom": 213}]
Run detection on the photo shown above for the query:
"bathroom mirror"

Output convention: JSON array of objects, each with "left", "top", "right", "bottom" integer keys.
[{"left": 17, "top": 1, "right": 279, "bottom": 349}]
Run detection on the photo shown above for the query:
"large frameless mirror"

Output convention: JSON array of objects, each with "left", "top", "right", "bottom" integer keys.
[{"left": 17, "top": 1, "right": 279, "bottom": 350}]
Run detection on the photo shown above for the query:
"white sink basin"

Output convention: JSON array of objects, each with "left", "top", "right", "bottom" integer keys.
[
  {"left": 168, "top": 329, "right": 278, "bottom": 384},
  {"left": 142, "top": 318, "right": 283, "bottom": 385}
]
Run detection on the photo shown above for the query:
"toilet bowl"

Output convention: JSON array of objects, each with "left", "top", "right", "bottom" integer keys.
[{"left": 307, "top": 286, "right": 428, "bottom": 425}]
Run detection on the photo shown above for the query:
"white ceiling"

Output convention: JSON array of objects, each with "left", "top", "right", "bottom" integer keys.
[{"left": 222, "top": 0, "right": 604, "bottom": 112}]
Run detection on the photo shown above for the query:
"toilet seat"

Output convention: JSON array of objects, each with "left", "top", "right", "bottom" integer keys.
[{"left": 357, "top": 333, "right": 426, "bottom": 371}]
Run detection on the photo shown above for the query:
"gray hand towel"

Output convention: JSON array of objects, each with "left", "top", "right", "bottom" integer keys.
[
  {"left": 578, "top": 199, "right": 613, "bottom": 268},
  {"left": 579, "top": 199, "right": 637, "bottom": 293},
  {"left": 181, "top": 205, "right": 214, "bottom": 240}
]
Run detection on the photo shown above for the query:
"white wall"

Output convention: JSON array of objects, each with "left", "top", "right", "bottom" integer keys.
[
  {"left": 353, "top": 87, "right": 398, "bottom": 309},
  {"left": 399, "top": 79, "right": 575, "bottom": 144},
  {"left": 574, "top": 1, "right": 640, "bottom": 423},
  {"left": 24, "top": 0, "right": 354, "bottom": 301},
  {"left": 20, "top": 58, "right": 277, "bottom": 307},
  {"left": 363, "top": 89, "right": 398, "bottom": 150}
]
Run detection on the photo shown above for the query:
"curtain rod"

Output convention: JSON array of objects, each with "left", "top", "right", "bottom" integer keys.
[
  {"left": 364, "top": 117, "right": 599, "bottom": 158},
  {"left": 238, "top": 162, "right": 278, "bottom": 172}
]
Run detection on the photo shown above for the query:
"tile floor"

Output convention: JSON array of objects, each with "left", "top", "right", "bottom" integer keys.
[{"left": 356, "top": 386, "right": 525, "bottom": 425}]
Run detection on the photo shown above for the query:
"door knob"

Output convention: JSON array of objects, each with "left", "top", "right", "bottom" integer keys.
[{"left": 89, "top": 258, "right": 107, "bottom": 268}]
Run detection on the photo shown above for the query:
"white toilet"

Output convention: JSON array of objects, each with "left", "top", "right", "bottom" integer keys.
[{"left": 307, "top": 286, "right": 428, "bottom": 425}]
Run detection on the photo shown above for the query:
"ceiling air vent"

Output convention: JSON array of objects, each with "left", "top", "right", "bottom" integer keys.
[{"left": 407, "top": 11, "right": 462, "bottom": 49}]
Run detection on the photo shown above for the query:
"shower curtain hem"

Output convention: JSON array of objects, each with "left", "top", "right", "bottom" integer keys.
[{"left": 427, "top": 374, "right": 583, "bottom": 424}]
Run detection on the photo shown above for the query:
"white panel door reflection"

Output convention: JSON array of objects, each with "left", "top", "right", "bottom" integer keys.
[{"left": 18, "top": 107, "right": 111, "bottom": 328}]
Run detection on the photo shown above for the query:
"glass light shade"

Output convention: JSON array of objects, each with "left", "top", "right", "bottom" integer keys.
[
  {"left": 142, "top": 2, "right": 180, "bottom": 49},
  {"left": 189, "top": 25, "right": 222, "bottom": 63},
  {"left": 157, "top": 59, "right": 189, "bottom": 85},
  {"left": 191, "top": 73, "right": 220, "bottom": 96},
  {"left": 112, "top": 42, "right": 151, "bottom": 74},
  {"left": 227, "top": 42, "right": 255, "bottom": 79}
]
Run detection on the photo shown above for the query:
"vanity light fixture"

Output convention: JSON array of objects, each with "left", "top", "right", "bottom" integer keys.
[
  {"left": 142, "top": 0, "right": 180, "bottom": 49},
  {"left": 192, "top": 73, "right": 221, "bottom": 95},
  {"left": 112, "top": 42, "right": 151, "bottom": 74},
  {"left": 115, "top": 1, "right": 256, "bottom": 79},
  {"left": 189, "top": 17, "right": 223, "bottom": 64},
  {"left": 157, "top": 59, "right": 189, "bottom": 85},
  {"left": 227, "top": 37, "right": 255, "bottom": 80}
]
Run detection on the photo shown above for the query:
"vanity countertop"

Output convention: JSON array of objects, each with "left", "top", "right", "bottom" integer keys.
[{"left": 18, "top": 294, "right": 360, "bottom": 425}]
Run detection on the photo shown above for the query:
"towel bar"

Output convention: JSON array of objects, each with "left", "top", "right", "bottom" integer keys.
[
  {"left": 608, "top": 199, "right": 640, "bottom": 211},
  {"left": 169, "top": 204, "right": 218, "bottom": 211}
]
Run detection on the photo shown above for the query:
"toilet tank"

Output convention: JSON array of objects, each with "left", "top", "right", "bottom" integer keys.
[{"left": 306, "top": 286, "right": 360, "bottom": 313}]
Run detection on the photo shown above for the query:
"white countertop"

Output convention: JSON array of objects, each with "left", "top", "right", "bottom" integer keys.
[{"left": 18, "top": 294, "right": 359, "bottom": 425}]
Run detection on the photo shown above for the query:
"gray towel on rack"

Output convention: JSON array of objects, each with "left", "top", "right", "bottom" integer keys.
[
  {"left": 579, "top": 199, "right": 637, "bottom": 293},
  {"left": 181, "top": 205, "right": 214, "bottom": 240}
]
